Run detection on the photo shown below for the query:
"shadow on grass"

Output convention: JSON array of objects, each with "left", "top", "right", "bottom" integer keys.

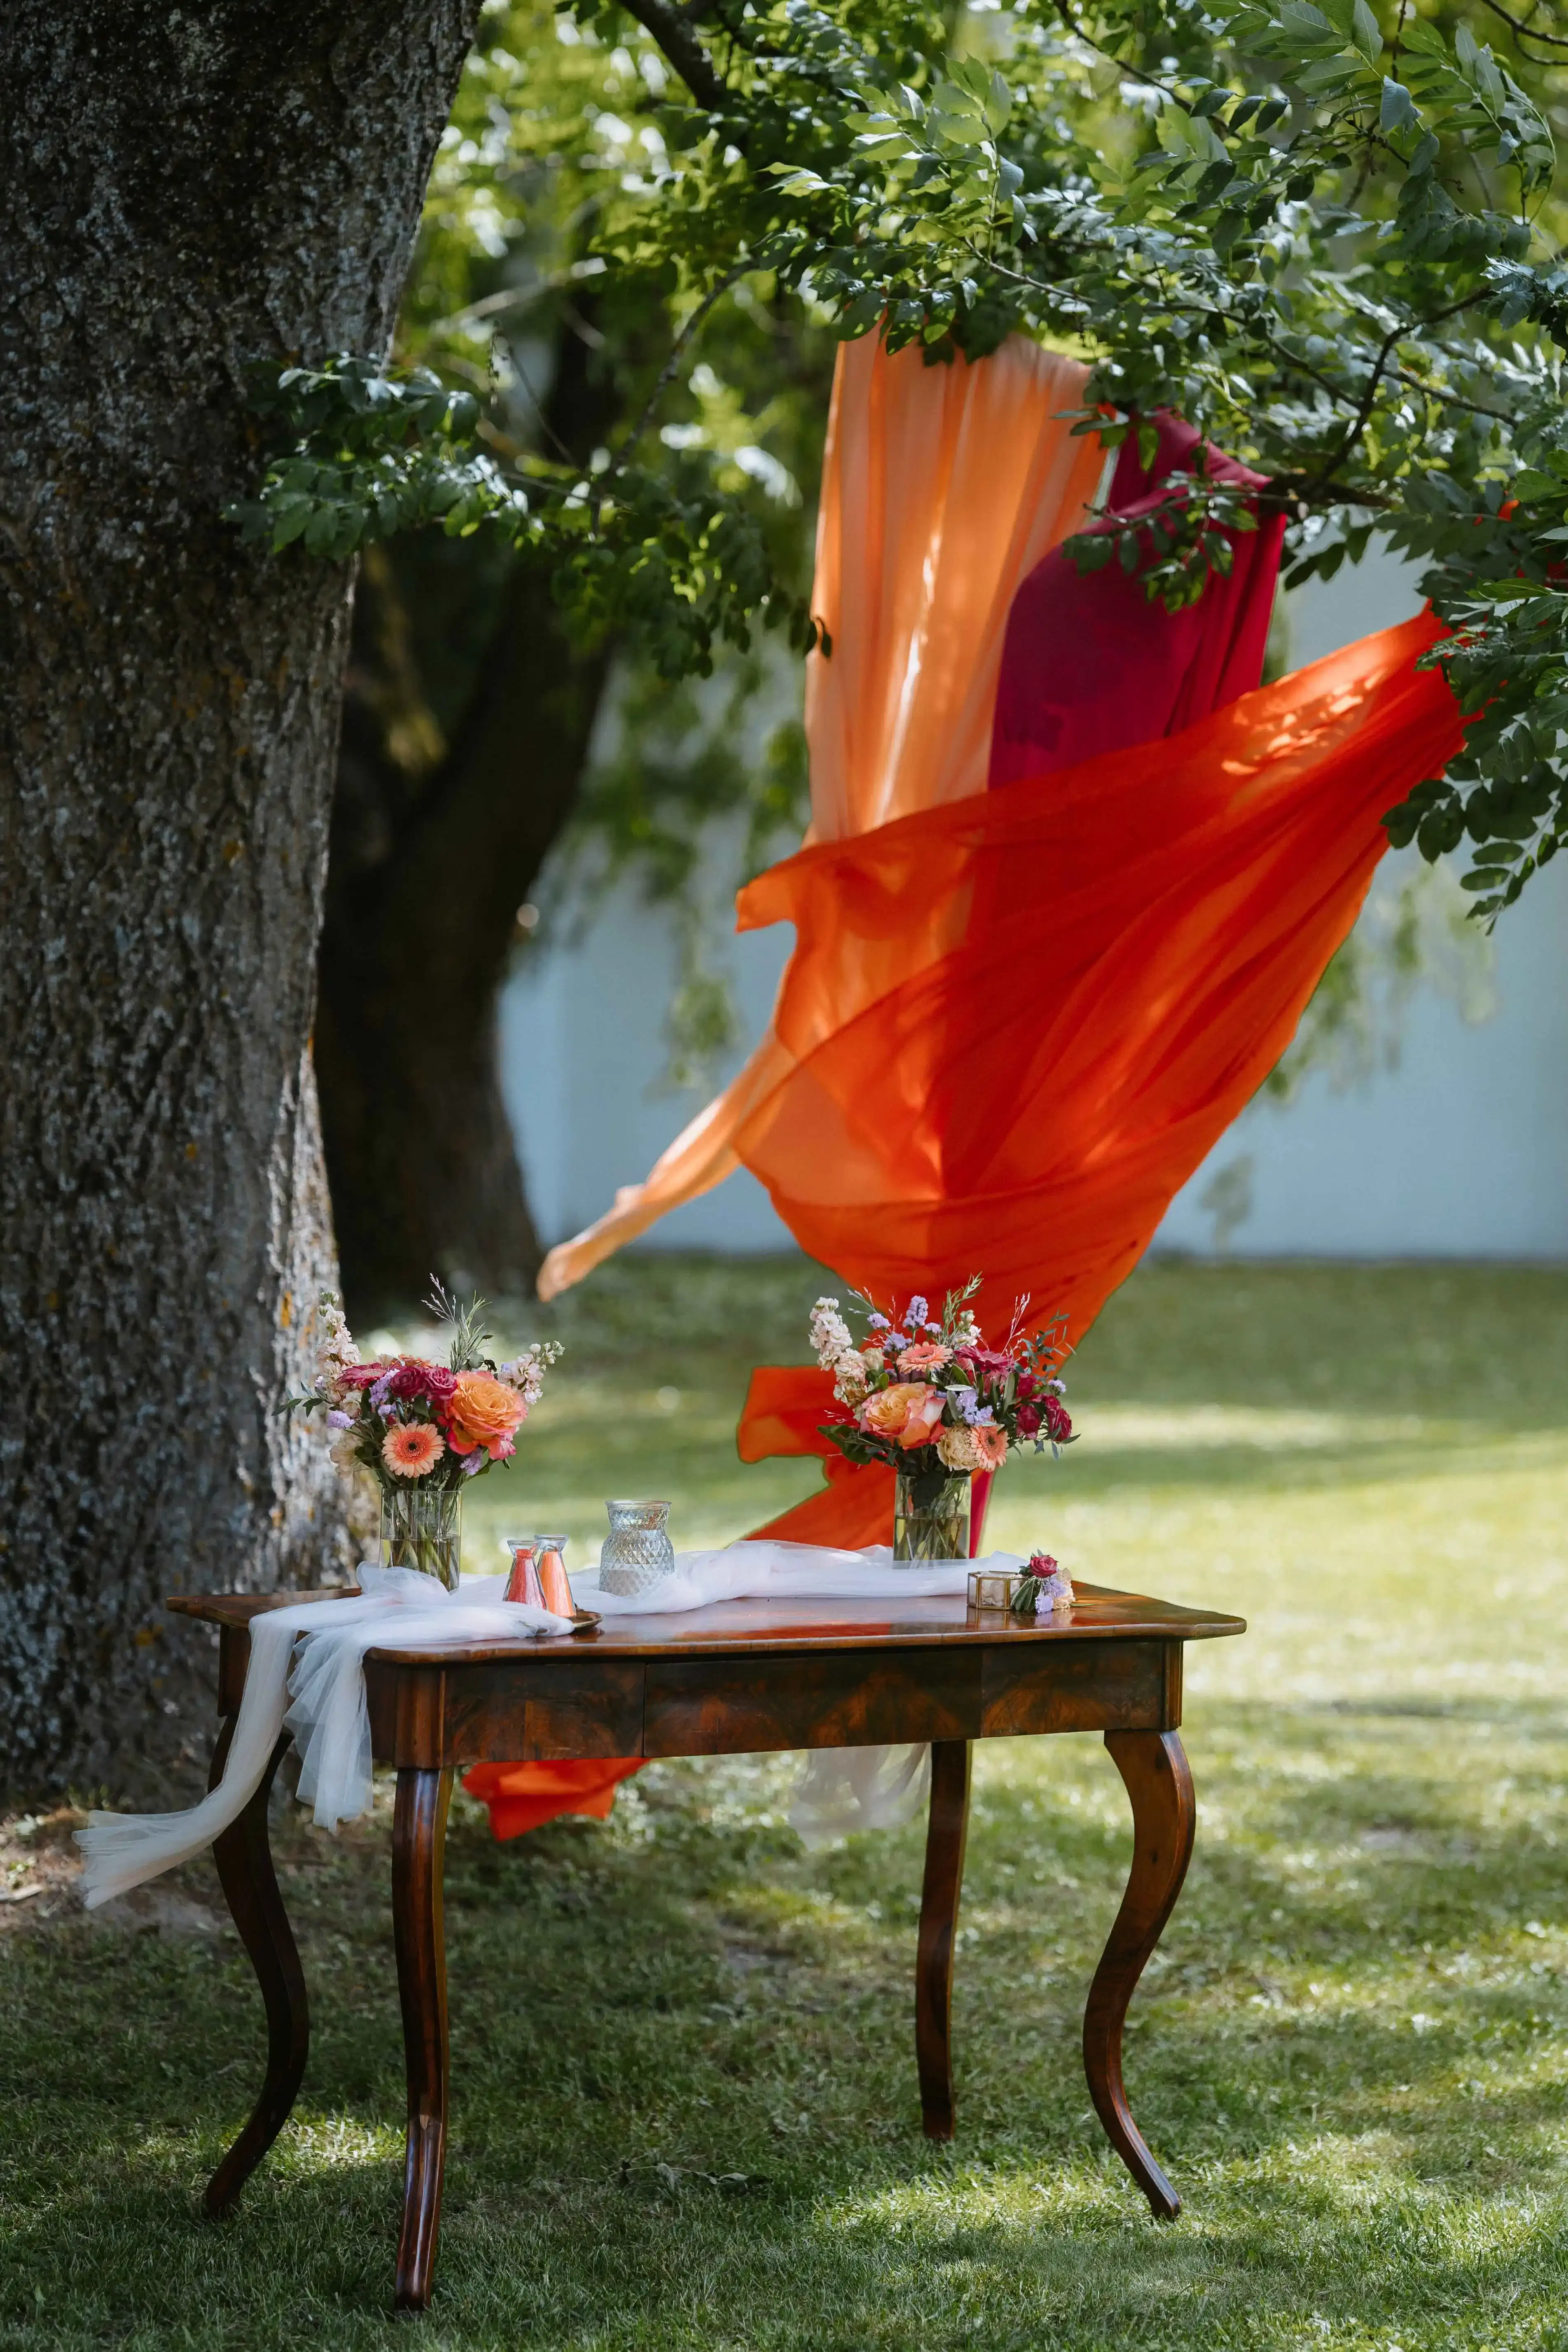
[{"left": 8, "top": 1702, "right": 1568, "bottom": 2348}]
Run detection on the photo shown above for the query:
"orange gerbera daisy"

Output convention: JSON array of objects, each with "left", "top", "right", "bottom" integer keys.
[{"left": 382, "top": 1422, "right": 445, "bottom": 1479}]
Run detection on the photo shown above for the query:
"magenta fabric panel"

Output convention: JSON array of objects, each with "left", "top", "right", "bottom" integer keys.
[{"left": 987, "top": 414, "right": 1287, "bottom": 786}]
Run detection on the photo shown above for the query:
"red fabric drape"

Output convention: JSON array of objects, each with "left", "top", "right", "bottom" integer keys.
[{"left": 989, "top": 413, "right": 1286, "bottom": 785}]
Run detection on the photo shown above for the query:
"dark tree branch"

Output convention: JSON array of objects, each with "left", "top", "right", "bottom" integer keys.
[
  {"left": 1472, "top": 0, "right": 1568, "bottom": 51},
  {"left": 619, "top": 0, "right": 729, "bottom": 109}
]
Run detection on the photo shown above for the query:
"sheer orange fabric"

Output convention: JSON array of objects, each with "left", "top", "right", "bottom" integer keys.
[
  {"left": 460, "top": 1756, "right": 644, "bottom": 1838},
  {"left": 536, "top": 334, "right": 1103, "bottom": 1300},
  {"left": 478, "top": 332, "right": 1465, "bottom": 1833},
  {"left": 481, "top": 334, "right": 1101, "bottom": 1837},
  {"left": 735, "top": 608, "right": 1464, "bottom": 1548}
]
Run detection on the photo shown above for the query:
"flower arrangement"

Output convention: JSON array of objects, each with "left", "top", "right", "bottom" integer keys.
[
  {"left": 1010, "top": 1552, "right": 1074, "bottom": 1616},
  {"left": 289, "top": 1282, "right": 561, "bottom": 1499},
  {"left": 811, "top": 1278, "right": 1073, "bottom": 1475},
  {"left": 810, "top": 1278, "right": 1074, "bottom": 1557}
]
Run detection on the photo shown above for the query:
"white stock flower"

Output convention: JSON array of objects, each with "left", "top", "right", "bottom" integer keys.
[
  {"left": 832, "top": 1350, "right": 869, "bottom": 1402},
  {"left": 810, "top": 1296, "right": 855, "bottom": 1369}
]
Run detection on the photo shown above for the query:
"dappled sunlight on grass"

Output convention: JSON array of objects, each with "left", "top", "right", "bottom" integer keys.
[{"left": 7, "top": 1255, "right": 1568, "bottom": 2347}]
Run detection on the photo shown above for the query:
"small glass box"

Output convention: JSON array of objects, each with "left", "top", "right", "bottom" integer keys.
[{"left": 968, "top": 1568, "right": 1022, "bottom": 1613}]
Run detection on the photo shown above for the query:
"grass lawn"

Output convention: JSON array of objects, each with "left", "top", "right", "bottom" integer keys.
[{"left": 6, "top": 1253, "right": 1568, "bottom": 2349}]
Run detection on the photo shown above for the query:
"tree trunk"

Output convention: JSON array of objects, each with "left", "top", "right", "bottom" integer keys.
[
  {"left": 318, "top": 324, "right": 624, "bottom": 1321},
  {"left": 321, "top": 555, "right": 612, "bottom": 1317},
  {"left": 0, "top": 0, "right": 481, "bottom": 1796}
]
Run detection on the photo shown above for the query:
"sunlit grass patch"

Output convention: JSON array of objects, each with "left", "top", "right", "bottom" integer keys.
[{"left": 7, "top": 1255, "right": 1568, "bottom": 2349}]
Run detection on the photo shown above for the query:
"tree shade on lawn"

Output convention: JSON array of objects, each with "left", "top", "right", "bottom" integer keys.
[{"left": 9, "top": 1258, "right": 1568, "bottom": 2352}]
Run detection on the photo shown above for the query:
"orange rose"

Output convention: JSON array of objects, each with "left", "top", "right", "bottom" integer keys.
[
  {"left": 861, "top": 1381, "right": 946, "bottom": 1449},
  {"left": 446, "top": 1370, "right": 527, "bottom": 1459}
]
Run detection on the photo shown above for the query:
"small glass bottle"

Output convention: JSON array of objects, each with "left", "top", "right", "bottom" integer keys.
[
  {"left": 502, "top": 1536, "right": 544, "bottom": 1606},
  {"left": 534, "top": 1537, "right": 574, "bottom": 1615}
]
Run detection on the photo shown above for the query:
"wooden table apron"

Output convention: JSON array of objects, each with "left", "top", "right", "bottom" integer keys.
[{"left": 169, "top": 1581, "right": 1243, "bottom": 2312}]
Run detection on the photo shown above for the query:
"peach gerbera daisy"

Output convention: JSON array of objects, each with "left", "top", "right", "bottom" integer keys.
[{"left": 382, "top": 1422, "right": 446, "bottom": 1479}]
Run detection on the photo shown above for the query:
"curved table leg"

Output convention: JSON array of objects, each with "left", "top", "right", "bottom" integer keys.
[
  {"left": 1082, "top": 1728, "right": 1195, "bottom": 2219},
  {"left": 393, "top": 1766, "right": 453, "bottom": 2313},
  {"left": 204, "top": 1725, "right": 310, "bottom": 2217},
  {"left": 916, "top": 1738, "right": 971, "bottom": 2140}
]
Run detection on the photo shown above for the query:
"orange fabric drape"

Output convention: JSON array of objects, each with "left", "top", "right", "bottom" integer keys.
[
  {"left": 460, "top": 1756, "right": 644, "bottom": 1839},
  {"left": 737, "top": 609, "right": 1464, "bottom": 1548},
  {"left": 486, "top": 334, "right": 1101, "bottom": 1837},
  {"left": 481, "top": 330, "right": 1465, "bottom": 1831},
  {"left": 536, "top": 334, "right": 1103, "bottom": 1300}
]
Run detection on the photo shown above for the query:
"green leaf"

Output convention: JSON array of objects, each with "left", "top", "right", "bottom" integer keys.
[
  {"left": 1380, "top": 78, "right": 1420, "bottom": 133},
  {"left": 1351, "top": 0, "right": 1382, "bottom": 62}
]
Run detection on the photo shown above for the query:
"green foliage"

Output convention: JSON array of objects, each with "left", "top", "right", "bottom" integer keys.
[
  {"left": 237, "top": 0, "right": 1568, "bottom": 914},
  {"left": 229, "top": 355, "right": 818, "bottom": 680}
]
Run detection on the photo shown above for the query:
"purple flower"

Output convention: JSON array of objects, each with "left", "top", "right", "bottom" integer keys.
[
  {"left": 904, "top": 1295, "right": 929, "bottom": 1329},
  {"left": 950, "top": 1384, "right": 981, "bottom": 1425},
  {"left": 327, "top": 1409, "right": 353, "bottom": 1430},
  {"left": 869, "top": 1312, "right": 891, "bottom": 1330},
  {"left": 462, "top": 1451, "right": 485, "bottom": 1477}
]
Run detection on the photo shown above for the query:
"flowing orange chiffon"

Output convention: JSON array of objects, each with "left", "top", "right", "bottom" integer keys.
[
  {"left": 460, "top": 1756, "right": 644, "bottom": 1838},
  {"left": 736, "top": 608, "right": 1464, "bottom": 1548},
  {"left": 484, "top": 337, "right": 1102, "bottom": 1838},
  {"left": 536, "top": 334, "right": 1104, "bottom": 1300},
  {"left": 481, "top": 332, "right": 1465, "bottom": 1833}
]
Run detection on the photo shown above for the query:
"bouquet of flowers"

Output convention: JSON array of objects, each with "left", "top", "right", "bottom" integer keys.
[
  {"left": 291, "top": 1279, "right": 562, "bottom": 1496},
  {"left": 290, "top": 1282, "right": 560, "bottom": 1497},
  {"left": 810, "top": 1278, "right": 1074, "bottom": 1557},
  {"left": 287, "top": 1282, "right": 561, "bottom": 1588}
]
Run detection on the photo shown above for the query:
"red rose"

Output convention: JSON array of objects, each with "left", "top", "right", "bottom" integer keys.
[
  {"left": 1016, "top": 1401, "right": 1042, "bottom": 1437},
  {"left": 385, "top": 1358, "right": 459, "bottom": 1410},
  {"left": 1044, "top": 1398, "right": 1073, "bottom": 1443}
]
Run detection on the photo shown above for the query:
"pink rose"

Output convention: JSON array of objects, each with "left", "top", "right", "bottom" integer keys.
[
  {"left": 861, "top": 1382, "right": 945, "bottom": 1448},
  {"left": 897, "top": 1341, "right": 951, "bottom": 1374},
  {"left": 971, "top": 1424, "right": 1008, "bottom": 1471},
  {"left": 897, "top": 1386, "right": 947, "bottom": 1449}
]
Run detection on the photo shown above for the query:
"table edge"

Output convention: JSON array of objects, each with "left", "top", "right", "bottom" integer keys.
[{"left": 166, "top": 1583, "right": 1247, "bottom": 1662}]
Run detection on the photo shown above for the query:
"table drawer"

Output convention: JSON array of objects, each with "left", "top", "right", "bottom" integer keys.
[
  {"left": 980, "top": 1637, "right": 1178, "bottom": 1736},
  {"left": 642, "top": 1648, "right": 983, "bottom": 1756},
  {"left": 367, "top": 1658, "right": 646, "bottom": 1766}
]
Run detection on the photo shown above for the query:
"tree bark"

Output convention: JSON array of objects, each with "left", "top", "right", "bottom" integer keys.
[
  {"left": 0, "top": 0, "right": 481, "bottom": 1794},
  {"left": 318, "top": 323, "right": 624, "bottom": 1321}
]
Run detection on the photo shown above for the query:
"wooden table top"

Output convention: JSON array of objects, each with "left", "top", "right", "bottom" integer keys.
[{"left": 168, "top": 1579, "right": 1245, "bottom": 1667}]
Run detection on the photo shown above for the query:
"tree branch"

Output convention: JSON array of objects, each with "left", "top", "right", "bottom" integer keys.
[
  {"left": 1472, "top": 0, "right": 1568, "bottom": 51},
  {"left": 612, "top": 262, "right": 748, "bottom": 468},
  {"left": 619, "top": 0, "right": 729, "bottom": 110}
]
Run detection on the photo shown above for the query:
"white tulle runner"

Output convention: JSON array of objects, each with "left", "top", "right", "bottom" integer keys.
[{"left": 77, "top": 1543, "right": 1033, "bottom": 1903}]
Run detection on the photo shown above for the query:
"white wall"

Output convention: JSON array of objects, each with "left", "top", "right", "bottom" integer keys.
[
  {"left": 501, "top": 876, "right": 794, "bottom": 1251},
  {"left": 501, "top": 549, "right": 1568, "bottom": 1260}
]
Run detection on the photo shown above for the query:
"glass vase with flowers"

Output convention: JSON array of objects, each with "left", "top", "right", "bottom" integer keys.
[
  {"left": 286, "top": 1280, "right": 561, "bottom": 1589},
  {"left": 809, "top": 1277, "right": 1075, "bottom": 1563}
]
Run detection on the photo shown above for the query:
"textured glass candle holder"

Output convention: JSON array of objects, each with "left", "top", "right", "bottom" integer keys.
[
  {"left": 893, "top": 1469, "right": 969, "bottom": 1563},
  {"left": 598, "top": 1499, "right": 676, "bottom": 1597},
  {"left": 381, "top": 1484, "right": 461, "bottom": 1590}
]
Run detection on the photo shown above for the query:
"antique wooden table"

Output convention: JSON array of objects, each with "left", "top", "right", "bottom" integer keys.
[{"left": 170, "top": 1578, "right": 1243, "bottom": 2311}]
